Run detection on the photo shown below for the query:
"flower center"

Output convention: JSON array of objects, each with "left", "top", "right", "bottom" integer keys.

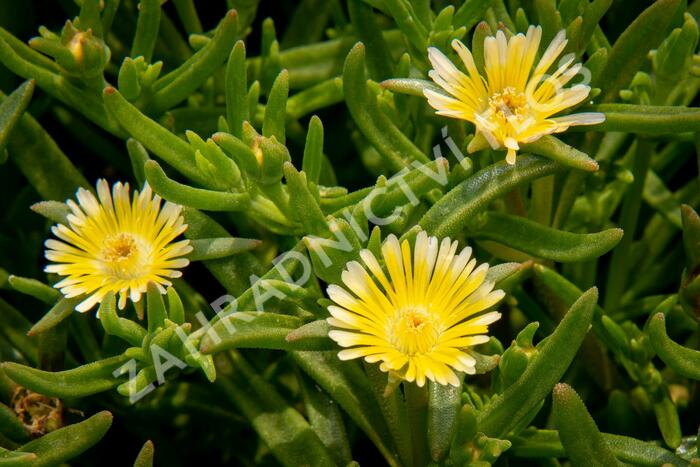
[
  {"left": 392, "top": 306, "right": 439, "bottom": 355},
  {"left": 406, "top": 313, "right": 428, "bottom": 331},
  {"left": 102, "top": 233, "right": 138, "bottom": 262},
  {"left": 99, "top": 233, "right": 148, "bottom": 280},
  {"left": 488, "top": 86, "right": 527, "bottom": 120}
]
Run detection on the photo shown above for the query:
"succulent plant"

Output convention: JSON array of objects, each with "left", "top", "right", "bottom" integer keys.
[{"left": 0, "top": 0, "right": 700, "bottom": 465}]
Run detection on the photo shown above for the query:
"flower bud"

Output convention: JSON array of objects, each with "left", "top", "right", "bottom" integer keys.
[{"left": 60, "top": 22, "right": 110, "bottom": 77}]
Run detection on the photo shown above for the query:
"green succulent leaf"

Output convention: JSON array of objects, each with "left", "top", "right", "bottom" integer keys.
[
  {"left": 30, "top": 201, "right": 71, "bottom": 225},
  {"left": 217, "top": 351, "right": 337, "bottom": 467},
  {"left": 421, "top": 156, "right": 563, "bottom": 238},
  {"left": 343, "top": 42, "right": 429, "bottom": 171},
  {"left": 347, "top": 0, "right": 393, "bottom": 80},
  {"left": 297, "top": 374, "right": 352, "bottom": 465},
  {"left": 7, "top": 276, "right": 60, "bottom": 305},
  {"left": 262, "top": 69, "right": 289, "bottom": 144},
  {"left": 379, "top": 78, "right": 442, "bottom": 97},
  {"left": 469, "top": 212, "right": 623, "bottom": 262},
  {"left": 201, "top": 312, "right": 304, "bottom": 354},
  {"left": 553, "top": 383, "right": 622, "bottom": 466},
  {"left": 510, "top": 428, "right": 688, "bottom": 466},
  {"left": 427, "top": 380, "right": 461, "bottom": 462},
  {"left": 149, "top": 10, "right": 239, "bottom": 113},
  {"left": 133, "top": 440, "right": 155, "bottom": 467},
  {"left": 225, "top": 40, "right": 248, "bottom": 138},
  {"left": 2, "top": 355, "right": 130, "bottom": 398},
  {"left": 0, "top": 402, "right": 30, "bottom": 442},
  {"left": 292, "top": 351, "right": 398, "bottom": 466},
  {"left": 0, "top": 79, "right": 33, "bottom": 155},
  {"left": 144, "top": 160, "right": 250, "bottom": 211},
  {"left": 103, "top": 87, "right": 204, "bottom": 184},
  {"left": 98, "top": 292, "right": 146, "bottom": 347},
  {"left": 598, "top": 0, "right": 682, "bottom": 101},
  {"left": 0, "top": 298, "right": 38, "bottom": 365},
  {"left": 28, "top": 297, "right": 81, "bottom": 336},
  {"left": 0, "top": 450, "right": 37, "bottom": 464},
  {"left": 1, "top": 1, "right": 700, "bottom": 465},
  {"left": 1, "top": 88, "right": 89, "bottom": 200},
  {"left": 131, "top": 0, "right": 160, "bottom": 62},
  {"left": 13, "top": 411, "right": 112, "bottom": 467},
  {"left": 284, "top": 320, "right": 336, "bottom": 351},
  {"left": 521, "top": 135, "right": 598, "bottom": 172},
  {"left": 187, "top": 237, "right": 261, "bottom": 261},
  {"left": 182, "top": 207, "right": 266, "bottom": 294},
  {"left": 648, "top": 313, "right": 700, "bottom": 380},
  {"left": 580, "top": 104, "right": 700, "bottom": 133},
  {"left": 301, "top": 116, "right": 324, "bottom": 185},
  {"left": 478, "top": 288, "right": 598, "bottom": 438},
  {"left": 681, "top": 204, "right": 700, "bottom": 273}
]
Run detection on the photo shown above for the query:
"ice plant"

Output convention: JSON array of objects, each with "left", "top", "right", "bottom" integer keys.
[
  {"left": 44, "top": 180, "right": 192, "bottom": 312},
  {"left": 4, "top": 1, "right": 700, "bottom": 465},
  {"left": 424, "top": 25, "right": 605, "bottom": 164},
  {"left": 326, "top": 232, "right": 504, "bottom": 387}
]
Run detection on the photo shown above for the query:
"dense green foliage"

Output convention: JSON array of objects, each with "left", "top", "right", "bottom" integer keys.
[{"left": 1, "top": 0, "right": 700, "bottom": 465}]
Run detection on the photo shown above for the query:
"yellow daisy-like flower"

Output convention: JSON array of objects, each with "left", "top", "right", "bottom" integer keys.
[
  {"left": 326, "top": 231, "right": 504, "bottom": 387},
  {"left": 425, "top": 25, "right": 605, "bottom": 164},
  {"left": 45, "top": 180, "right": 193, "bottom": 312}
]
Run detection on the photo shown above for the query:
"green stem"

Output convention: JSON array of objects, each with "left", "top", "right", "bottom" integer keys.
[
  {"left": 604, "top": 138, "right": 654, "bottom": 310},
  {"left": 172, "top": 0, "right": 203, "bottom": 34},
  {"left": 37, "top": 321, "right": 68, "bottom": 372},
  {"left": 530, "top": 175, "right": 554, "bottom": 225},
  {"left": 404, "top": 382, "right": 428, "bottom": 467},
  {"left": 552, "top": 171, "right": 585, "bottom": 230},
  {"left": 364, "top": 364, "right": 412, "bottom": 466}
]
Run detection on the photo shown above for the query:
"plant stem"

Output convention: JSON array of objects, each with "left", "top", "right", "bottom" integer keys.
[
  {"left": 552, "top": 170, "right": 585, "bottom": 229},
  {"left": 364, "top": 364, "right": 412, "bottom": 466},
  {"left": 604, "top": 138, "right": 654, "bottom": 310},
  {"left": 530, "top": 175, "right": 554, "bottom": 225},
  {"left": 404, "top": 382, "right": 428, "bottom": 467}
]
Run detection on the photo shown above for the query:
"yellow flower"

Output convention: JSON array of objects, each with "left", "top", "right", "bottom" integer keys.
[
  {"left": 326, "top": 232, "right": 504, "bottom": 387},
  {"left": 45, "top": 180, "right": 192, "bottom": 312},
  {"left": 425, "top": 25, "right": 605, "bottom": 164}
]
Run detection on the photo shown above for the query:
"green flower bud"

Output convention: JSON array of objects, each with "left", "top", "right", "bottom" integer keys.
[
  {"left": 473, "top": 434, "right": 512, "bottom": 464},
  {"left": 499, "top": 346, "right": 529, "bottom": 388},
  {"left": 499, "top": 322, "right": 539, "bottom": 388},
  {"left": 257, "top": 135, "right": 291, "bottom": 185},
  {"left": 117, "top": 56, "right": 163, "bottom": 101},
  {"left": 59, "top": 21, "right": 109, "bottom": 78}
]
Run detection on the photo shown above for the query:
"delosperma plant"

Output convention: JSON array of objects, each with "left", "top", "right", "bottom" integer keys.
[{"left": 1, "top": 0, "right": 700, "bottom": 465}]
